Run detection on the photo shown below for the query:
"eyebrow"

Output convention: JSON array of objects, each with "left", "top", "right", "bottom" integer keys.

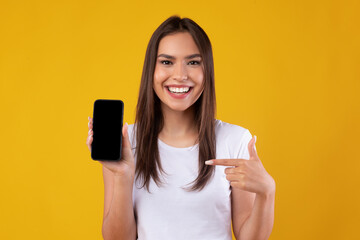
[{"left": 157, "top": 53, "right": 202, "bottom": 59}]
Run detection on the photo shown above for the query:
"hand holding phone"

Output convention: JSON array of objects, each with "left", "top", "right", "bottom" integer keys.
[{"left": 86, "top": 99, "right": 135, "bottom": 178}]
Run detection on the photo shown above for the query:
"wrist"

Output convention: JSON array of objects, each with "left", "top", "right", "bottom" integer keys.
[
  {"left": 113, "top": 163, "right": 135, "bottom": 178},
  {"left": 114, "top": 172, "right": 135, "bottom": 186},
  {"left": 259, "top": 177, "right": 276, "bottom": 199}
]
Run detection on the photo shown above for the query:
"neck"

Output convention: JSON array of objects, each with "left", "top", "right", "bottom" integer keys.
[{"left": 160, "top": 103, "right": 197, "bottom": 138}]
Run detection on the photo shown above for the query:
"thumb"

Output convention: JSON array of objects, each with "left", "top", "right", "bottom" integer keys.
[
  {"left": 248, "top": 135, "right": 258, "bottom": 159},
  {"left": 121, "top": 123, "right": 134, "bottom": 162}
]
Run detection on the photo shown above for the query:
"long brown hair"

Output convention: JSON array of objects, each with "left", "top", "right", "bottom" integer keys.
[{"left": 134, "top": 15, "right": 216, "bottom": 192}]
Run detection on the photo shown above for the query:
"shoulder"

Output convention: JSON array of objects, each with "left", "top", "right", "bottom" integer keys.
[
  {"left": 215, "top": 119, "right": 251, "bottom": 143},
  {"left": 215, "top": 119, "right": 253, "bottom": 159}
]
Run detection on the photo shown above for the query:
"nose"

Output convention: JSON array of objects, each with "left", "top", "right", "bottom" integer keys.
[{"left": 172, "top": 62, "right": 188, "bottom": 81}]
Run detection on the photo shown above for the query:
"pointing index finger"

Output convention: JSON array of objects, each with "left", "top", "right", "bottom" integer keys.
[{"left": 205, "top": 159, "right": 244, "bottom": 167}]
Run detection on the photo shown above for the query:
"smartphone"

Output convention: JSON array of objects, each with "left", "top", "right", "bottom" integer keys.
[{"left": 91, "top": 99, "right": 124, "bottom": 161}]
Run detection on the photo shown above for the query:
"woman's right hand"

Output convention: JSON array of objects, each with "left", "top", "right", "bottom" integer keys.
[{"left": 86, "top": 116, "right": 135, "bottom": 179}]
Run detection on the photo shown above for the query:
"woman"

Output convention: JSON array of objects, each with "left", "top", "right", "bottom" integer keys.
[{"left": 86, "top": 15, "right": 275, "bottom": 240}]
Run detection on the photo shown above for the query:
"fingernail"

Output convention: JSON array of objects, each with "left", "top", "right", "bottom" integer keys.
[
  {"left": 125, "top": 122, "right": 128, "bottom": 127},
  {"left": 205, "top": 160, "right": 213, "bottom": 165},
  {"left": 254, "top": 135, "right": 257, "bottom": 143},
  {"left": 88, "top": 129, "right": 92, "bottom": 134}
]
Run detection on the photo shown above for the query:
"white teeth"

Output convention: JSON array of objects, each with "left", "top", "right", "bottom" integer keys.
[{"left": 168, "top": 87, "right": 190, "bottom": 93}]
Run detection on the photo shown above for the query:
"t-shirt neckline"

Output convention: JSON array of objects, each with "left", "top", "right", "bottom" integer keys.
[{"left": 158, "top": 138, "right": 199, "bottom": 151}]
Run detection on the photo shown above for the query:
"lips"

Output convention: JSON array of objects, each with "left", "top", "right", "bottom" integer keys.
[{"left": 164, "top": 86, "right": 193, "bottom": 99}]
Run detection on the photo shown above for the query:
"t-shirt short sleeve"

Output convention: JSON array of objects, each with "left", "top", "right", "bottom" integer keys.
[
  {"left": 215, "top": 119, "right": 254, "bottom": 161},
  {"left": 235, "top": 129, "right": 254, "bottom": 160},
  {"left": 126, "top": 123, "right": 137, "bottom": 163}
]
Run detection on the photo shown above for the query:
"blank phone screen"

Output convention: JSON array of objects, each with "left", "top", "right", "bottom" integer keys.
[{"left": 91, "top": 99, "right": 123, "bottom": 161}]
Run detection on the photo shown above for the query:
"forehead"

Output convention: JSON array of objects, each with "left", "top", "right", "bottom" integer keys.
[{"left": 157, "top": 32, "right": 200, "bottom": 57}]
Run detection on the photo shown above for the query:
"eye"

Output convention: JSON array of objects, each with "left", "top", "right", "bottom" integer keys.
[
  {"left": 160, "top": 60, "right": 172, "bottom": 65},
  {"left": 188, "top": 60, "right": 200, "bottom": 65}
]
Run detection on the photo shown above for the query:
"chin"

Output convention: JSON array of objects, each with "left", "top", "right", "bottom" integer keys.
[{"left": 165, "top": 102, "right": 192, "bottom": 112}]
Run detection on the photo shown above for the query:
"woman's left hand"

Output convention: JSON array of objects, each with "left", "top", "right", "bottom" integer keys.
[{"left": 205, "top": 136, "right": 275, "bottom": 197}]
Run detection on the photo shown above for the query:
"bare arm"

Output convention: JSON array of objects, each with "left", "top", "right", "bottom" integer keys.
[
  {"left": 87, "top": 118, "right": 136, "bottom": 240},
  {"left": 236, "top": 189, "right": 275, "bottom": 240},
  {"left": 102, "top": 166, "right": 136, "bottom": 240},
  {"left": 231, "top": 188, "right": 256, "bottom": 239}
]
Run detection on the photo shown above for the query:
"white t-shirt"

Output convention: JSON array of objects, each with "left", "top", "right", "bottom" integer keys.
[{"left": 127, "top": 119, "right": 253, "bottom": 240}]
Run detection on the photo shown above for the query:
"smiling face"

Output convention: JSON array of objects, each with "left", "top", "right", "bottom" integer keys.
[{"left": 153, "top": 31, "right": 204, "bottom": 113}]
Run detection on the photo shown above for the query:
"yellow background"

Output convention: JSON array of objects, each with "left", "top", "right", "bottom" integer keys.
[{"left": 1, "top": 0, "right": 359, "bottom": 239}]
